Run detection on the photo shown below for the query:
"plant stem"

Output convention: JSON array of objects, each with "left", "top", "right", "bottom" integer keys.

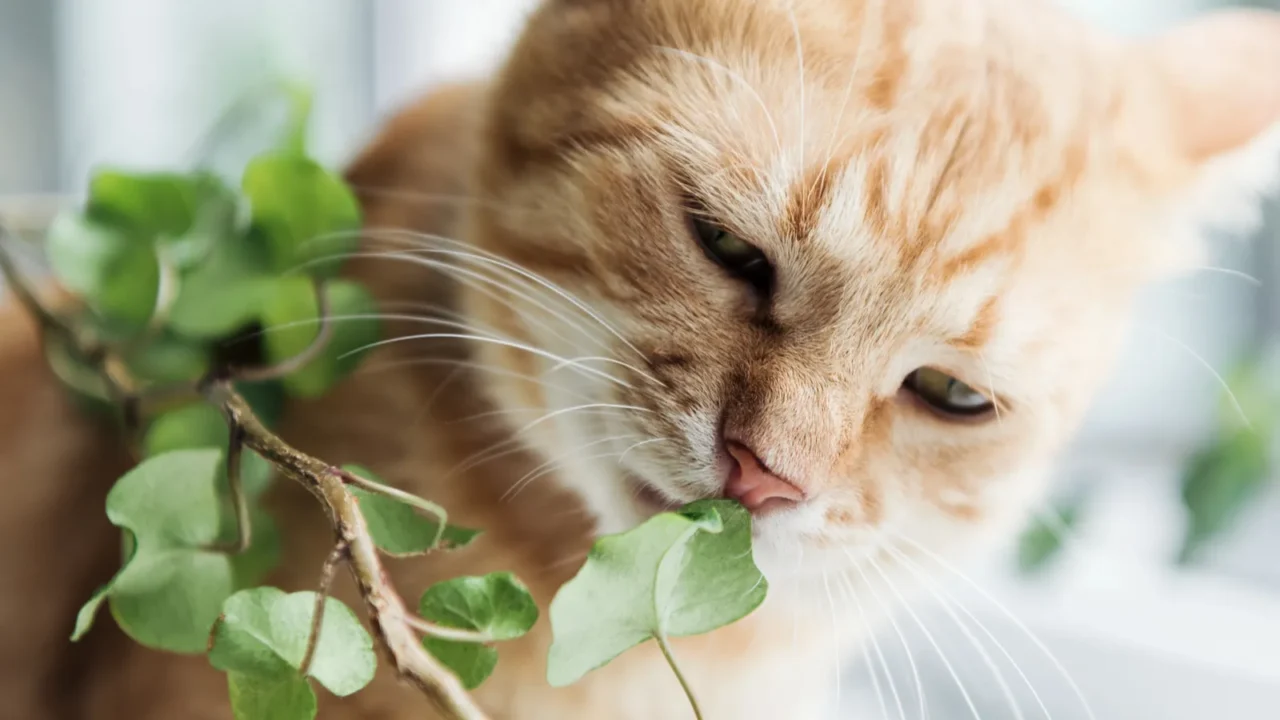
[
  {"left": 215, "top": 423, "right": 253, "bottom": 554},
  {"left": 341, "top": 470, "right": 450, "bottom": 548},
  {"left": 299, "top": 540, "right": 347, "bottom": 677},
  {"left": 400, "top": 614, "right": 494, "bottom": 645},
  {"left": 656, "top": 635, "right": 704, "bottom": 720},
  {"left": 208, "top": 381, "right": 488, "bottom": 719}
]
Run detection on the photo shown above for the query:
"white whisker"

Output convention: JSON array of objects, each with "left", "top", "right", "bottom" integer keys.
[
  {"left": 655, "top": 46, "right": 783, "bottom": 154},
  {"left": 888, "top": 531, "right": 1097, "bottom": 720},
  {"left": 859, "top": 552, "right": 983, "bottom": 720},
  {"left": 836, "top": 569, "right": 906, "bottom": 720},
  {"left": 618, "top": 437, "right": 666, "bottom": 466},
  {"left": 821, "top": 571, "right": 849, "bottom": 712}
]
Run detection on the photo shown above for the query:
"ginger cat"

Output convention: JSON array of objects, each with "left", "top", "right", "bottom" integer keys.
[{"left": 4, "top": 1, "right": 1280, "bottom": 718}]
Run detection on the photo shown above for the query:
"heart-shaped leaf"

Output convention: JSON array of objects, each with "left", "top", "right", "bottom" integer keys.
[
  {"left": 209, "top": 587, "right": 376, "bottom": 697},
  {"left": 260, "top": 277, "right": 380, "bottom": 398},
  {"left": 344, "top": 465, "right": 480, "bottom": 555},
  {"left": 242, "top": 152, "right": 360, "bottom": 277},
  {"left": 144, "top": 403, "right": 273, "bottom": 497},
  {"left": 47, "top": 212, "right": 159, "bottom": 328},
  {"left": 124, "top": 332, "right": 210, "bottom": 384},
  {"left": 227, "top": 671, "right": 316, "bottom": 720},
  {"left": 419, "top": 573, "right": 538, "bottom": 689},
  {"left": 87, "top": 170, "right": 202, "bottom": 240},
  {"left": 546, "top": 499, "right": 767, "bottom": 687},
  {"left": 165, "top": 229, "right": 272, "bottom": 339},
  {"left": 72, "top": 449, "right": 236, "bottom": 653}
]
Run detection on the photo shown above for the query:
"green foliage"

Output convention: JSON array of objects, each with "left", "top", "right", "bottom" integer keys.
[
  {"left": 227, "top": 672, "right": 316, "bottom": 720},
  {"left": 1179, "top": 353, "right": 1276, "bottom": 564},
  {"left": 209, "top": 587, "right": 376, "bottom": 697},
  {"left": 242, "top": 151, "right": 361, "bottom": 277},
  {"left": 261, "top": 278, "right": 380, "bottom": 398},
  {"left": 345, "top": 465, "right": 481, "bottom": 555},
  {"left": 48, "top": 212, "right": 160, "bottom": 328},
  {"left": 51, "top": 90, "right": 773, "bottom": 720},
  {"left": 546, "top": 500, "right": 767, "bottom": 688},
  {"left": 1016, "top": 499, "right": 1083, "bottom": 574},
  {"left": 72, "top": 450, "right": 236, "bottom": 652},
  {"left": 419, "top": 573, "right": 539, "bottom": 689}
]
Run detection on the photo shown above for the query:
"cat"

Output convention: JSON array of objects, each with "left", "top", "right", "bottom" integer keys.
[{"left": 3, "top": 0, "right": 1279, "bottom": 718}]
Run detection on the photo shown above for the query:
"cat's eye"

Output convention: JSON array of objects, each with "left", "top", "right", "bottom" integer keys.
[
  {"left": 904, "top": 368, "right": 995, "bottom": 418},
  {"left": 690, "top": 216, "right": 774, "bottom": 294}
]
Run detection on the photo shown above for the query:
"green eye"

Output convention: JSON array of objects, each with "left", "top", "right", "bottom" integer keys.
[
  {"left": 904, "top": 368, "right": 995, "bottom": 418},
  {"left": 689, "top": 216, "right": 773, "bottom": 294}
]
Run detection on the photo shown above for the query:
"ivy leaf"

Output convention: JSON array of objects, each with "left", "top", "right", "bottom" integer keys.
[
  {"left": 260, "top": 278, "right": 380, "bottom": 398},
  {"left": 87, "top": 170, "right": 202, "bottom": 240},
  {"left": 1016, "top": 498, "right": 1083, "bottom": 574},
  {"left": 47, "top": 212, "right": 159, "bottom": 327},
  {"left": 144, "top": 403, "right": 273, "bottom": 497},
  {"left": 419, "top": 573, "right": 538, "bottom": 689},
  {"left": 546, "top": 499, "right": 767, "bottom": 687},
  {"left": 242, "top": 152, "right": 361, "bottom": 277},
  {"left": 227, "top": 672, "right": 315, "bottom": 720},
  {"left": 209, "top": 587, "right": 376, "bottom": 697},
  {"left": 123, "top": 332, "right": 210, "bottom": 384},
  {"left": 72, "top": 449, "right": 235, "bottom": 653},
  {"left": 344, "top": 465, "right": 480, "bottom": 555},
  {"left": 166, "top": 230, "right": 272, "bottom": 339},
  {"left": 1179, "top": 430, "right": 1269, "bottom": 564}
]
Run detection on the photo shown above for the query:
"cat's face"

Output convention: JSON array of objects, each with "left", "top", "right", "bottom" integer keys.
[{"left": 461, "top": 0, "right": 1280, "bottom": 581}]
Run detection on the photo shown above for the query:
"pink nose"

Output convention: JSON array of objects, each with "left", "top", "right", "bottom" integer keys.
[{"left": 723, "top": 441, "right": 804, "bottom": 515}]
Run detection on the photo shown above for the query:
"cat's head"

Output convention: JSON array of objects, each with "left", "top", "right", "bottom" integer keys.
[{"left": 460, "top": 0, "right": 1280, "bottom": 582}]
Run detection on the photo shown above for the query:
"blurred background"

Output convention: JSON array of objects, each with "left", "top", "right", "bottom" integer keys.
[{"left": 0, "top": 1, "right": 1276, "bottom": 718}]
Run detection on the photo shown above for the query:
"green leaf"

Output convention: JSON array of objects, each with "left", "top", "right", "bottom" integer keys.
[
  {"left": 209, "top": 587, "right": 376, "bottom": 697},
  {"left": 124, "top": 332, "right": 210, "bottom": 384},
  {"left": 546, "top": 499, "right": 767, "bottom": 687},
  {"left": 70, "top": 450, "right": 236, "bottom": 652},
  {"left": 47, "top": 212, "right": 159, "bottom": 327},
  {"left": 419, "top": 573, "right": 538, "bottom": 689},
  {"left": 144, "top": 404, "right": 273, "bottom": 497},
  {"left": 1179, "top": 430, "right": 1269, "bottom": 564},
  {"left": 242, "top": 152, "right": 361, "bottom": 277},
  {"left": 87, "top": 170, "right": 202, "bottom": 240},
  {"left": 344, "top": 465, "right": 480, "bottom": 555},
  {"left": 1016, "top": 500, "right": 1083, "bottom": 574},
  {"left": 166, "top": 230, "right": 272, "bottom": 339},
  {"left": 260, "top": 278, "right": 380, "bottom": 398},
  {"left": 238, "top": 381, "right": 287, "bottom": 430},
  {"left": 227, "top": 671, "right": 316, "bottom": 720}
]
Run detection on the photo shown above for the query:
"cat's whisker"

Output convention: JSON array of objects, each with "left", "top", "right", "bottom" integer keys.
[
  {"left": 886, "top": 530, "right": 1098, "bottom": 720},
  {"left": 832, "top": 570, "right": 895, "bottom": 720},
  {"left": 331, "top": 247, "right": 610, "bottom": 358},
  {"left": 507, "top": 448, "right": 633, "bottom": 502},
  {"left": 859, "top": 552, "right": 983, "bottom": 720},
  {"left": 883, "top": 542, "right": 1054, "bottom": 720},
  {"left": 548, "top": 356, "right": 663, "bottom": 387},
  {"left": 824, "top": 568, "right": 885, "bottom": 712},
  {"left": 786, "top": 0, "right": 807, "bottom": 172},
  {"left": 1145, "top": 328, "right": 1252, "bottom": 430},
  {"left": 850, "top": 552, "right": 930, "bottom": 720},
  {"left": 382, "top": 234, "right": 654, "bottom": 366},
  {"left": 347, "top": 333, "right": 632, "bottom": 389},
  {"left": 821, "top": 0, "right": 884, "bottom": 169},
  {"left": 360, "top": 356, "right": 595, "bottom": 404},
  {"left": 344, "top": 184, "right": 536, "bottom": 218},
  {"left": 654, "top": 46, "right": 784, "bottom": 155},
  {"left": 503, "top": 434, "right": 640, "bottom": 502},
  {"left": 977, "top": 352, "right": 1004, "bottom": 427},
  {"left": 1183, "top": 265, "right": 1263, "bottom": 286},
  {"left": 513, "top": 402, "right": 653, "bottom": 436},
  {"left": 617, "top": 437, "right": 666, "bottom": 466},
  {"left": 877, "top": 542, "right": 1029, "bottom": 720}
]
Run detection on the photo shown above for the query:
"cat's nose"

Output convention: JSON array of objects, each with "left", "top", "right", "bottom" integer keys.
[{"left": 723, "top": 441, "right": 805, "bottom": 515}]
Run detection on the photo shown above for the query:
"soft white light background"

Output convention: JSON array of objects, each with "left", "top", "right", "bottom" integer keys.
[{"left": 1, "top": 1, "right": 1277, "bottom": 718}]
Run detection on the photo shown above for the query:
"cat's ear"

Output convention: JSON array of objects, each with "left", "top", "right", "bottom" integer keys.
[{"left": 1143, "top": 9, "right": 1280, "bottom": 162}]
